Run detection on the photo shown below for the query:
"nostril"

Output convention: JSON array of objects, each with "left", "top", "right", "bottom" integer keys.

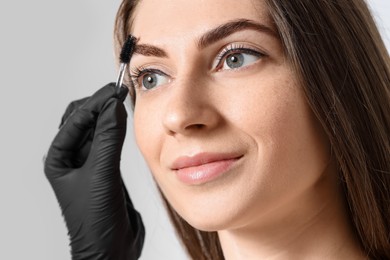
[
  {"left": 186, "top": 124, "right": 205, "bottom": 130},
  {"left": 162, "top": 98, "right": 221, "bottom": 135}
]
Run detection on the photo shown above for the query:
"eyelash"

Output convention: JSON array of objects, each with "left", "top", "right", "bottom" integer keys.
[
  {"left": 129, "top": 66, "right": 168, "bottom": 89},
  {"left": 214, "top": 44, "right": 264, "bottom": 70},
  {"left": 129, "top": 44, "right": 265, "bottom": 89}
]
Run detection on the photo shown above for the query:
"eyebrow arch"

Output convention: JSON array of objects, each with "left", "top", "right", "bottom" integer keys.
[
  {"left": 197, "top": 19, "right": 277, "bottom": 49},
  {"left": 132, "top": 19, "right": 277, "bottom": 58},
  {"left": 133, "top": 44, "right": 168, "bottom": 58}
]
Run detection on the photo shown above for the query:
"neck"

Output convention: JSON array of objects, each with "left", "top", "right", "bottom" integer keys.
[{"left": 218, "top": 166, "right": 366, "bottom": 259}]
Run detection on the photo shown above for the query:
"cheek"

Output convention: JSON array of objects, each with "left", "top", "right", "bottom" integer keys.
[
  {"left": 226, "top": 71, "right": 300, "bottom": 148},
  {"left": 265, "top": 96, "right": 330, "bottom": 195},
  {"left": 233, "top": 72, "right": 331, "bottom": 198}
]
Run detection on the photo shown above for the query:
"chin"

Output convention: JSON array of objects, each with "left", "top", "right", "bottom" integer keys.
[
  {"left": 174, "top": 200, "right": 244, "bottom": 232},
  {"left": 184, "top": 214, "right": 228, "bottom": 232},
  {"left": 156, "top": 168, "right": 254, "bottom": 232}
]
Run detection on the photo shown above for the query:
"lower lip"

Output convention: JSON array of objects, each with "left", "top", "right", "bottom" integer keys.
[{"left": 174, "top": 157, "right": 240, "bottom": 185}]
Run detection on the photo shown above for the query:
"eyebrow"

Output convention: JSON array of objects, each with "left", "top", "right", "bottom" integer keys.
[
  {"left": 198, "top": 19, "right": 277, "bottom": 49},
  {"left": 132, "top": 19, "right": 277, "bottom": 58},
  {"left": 133, "top": 44, "right": 167, "bottom": 57}
]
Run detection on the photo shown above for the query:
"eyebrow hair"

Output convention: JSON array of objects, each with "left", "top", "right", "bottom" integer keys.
[
  {"left": 132, "top": 19, "right": 277, "bottom": 58},
  {"left": 133, "top": 44, "right": 168, "bottom": 58},
  {"left": 197, "top": 19, "right": 277, "bottom": 49}
]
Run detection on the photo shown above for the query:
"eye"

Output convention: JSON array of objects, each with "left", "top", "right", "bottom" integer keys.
[
  {"left": 214, "top": 46, "right": 264, "bottom": 71},
  {"left": 222, "top": 52, "right": 259, "bottom": 70},
  {"left": 130, "top": 68, "right": 170, "bottom": 90},
  {"left": 141, "top": 72, "right": 169, "bottom": 89}
]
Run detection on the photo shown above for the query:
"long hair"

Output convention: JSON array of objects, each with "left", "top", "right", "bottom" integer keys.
[{"left": 114, "top": 0, "right": 390, "bottom": 259}]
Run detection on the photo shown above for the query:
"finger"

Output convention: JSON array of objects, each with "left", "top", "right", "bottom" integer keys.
[
  {"left": 60, "top": 97, "right": 90, "bottom": 128},
  {"left": 45, "top": 106, "right": 96, "bottom": 177},
  {"left": 79, "top": 83, "right": 128, "bottom": 113},
  {"left": 45, "top": 83, "right": 122, "bottom": 176},
  {"left": 87, "top": 97, "right": 127, "bottom": 173},
  {"left": 59, "top": 97, "right": 94, "bottom": 167}
]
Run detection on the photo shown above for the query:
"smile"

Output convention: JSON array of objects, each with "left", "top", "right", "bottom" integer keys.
[{"left": 171, "top": 153, "right": 243, "bottom": 185}]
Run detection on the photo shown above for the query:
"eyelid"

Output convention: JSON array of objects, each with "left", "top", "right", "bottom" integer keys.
[
  {"left": 129, "top": 64, "right": 170, "bottom": 81},
  {"left": 212, "top": 44, "right": 265, "bottom": 70},
  {"left": 129, "top": 66, "right": 170, "bottom": 90},
  {"left": 130, "top": 66, "right": 168, "bottom": 77}
]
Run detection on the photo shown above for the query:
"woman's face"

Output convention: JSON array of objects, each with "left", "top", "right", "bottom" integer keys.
[{"left": 131, "top": 0, "right": 332, "bottom": 231}]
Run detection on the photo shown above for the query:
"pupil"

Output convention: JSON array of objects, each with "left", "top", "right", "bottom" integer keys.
[
  {"left": 143, "top": 74, "right": 157, "bottom": 89},
  {"left": 226, "top": 53, "right": 244, "bottom": 69}
]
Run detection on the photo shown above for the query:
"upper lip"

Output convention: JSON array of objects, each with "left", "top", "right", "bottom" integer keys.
[{"left": 170, "top": 152, "right": 243, "bottom": 170}]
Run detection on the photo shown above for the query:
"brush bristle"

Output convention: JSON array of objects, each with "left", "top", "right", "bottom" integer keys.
[{"left": 120, "top": 35, "right": 136, "bottom": 64}]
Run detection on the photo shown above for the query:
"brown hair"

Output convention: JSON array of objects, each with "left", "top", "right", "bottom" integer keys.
[{"left": 114, "top": 0, "right": 390, "bottom": 259}]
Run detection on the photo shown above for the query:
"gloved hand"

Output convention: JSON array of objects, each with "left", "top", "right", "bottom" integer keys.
[{"left": 44, "top": 83, "right": 145, "bottom": 260}]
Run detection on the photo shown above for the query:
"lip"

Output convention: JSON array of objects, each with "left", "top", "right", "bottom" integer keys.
[{"left": 171, "top": 152, "right": 243, "bottom": 185}]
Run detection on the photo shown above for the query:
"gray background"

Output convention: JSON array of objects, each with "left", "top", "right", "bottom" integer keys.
[{"left": 0, "top": 1, "right": 388, "bottom": 259}]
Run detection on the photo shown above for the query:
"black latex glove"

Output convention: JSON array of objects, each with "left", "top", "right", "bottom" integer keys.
[{"left": 44, "top": 83, "right": 145, "bottom": 260}]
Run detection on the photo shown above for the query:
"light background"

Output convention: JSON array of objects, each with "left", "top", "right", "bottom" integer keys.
[{"left": 0, "top": 1, "right": 388, "bottom": 259}]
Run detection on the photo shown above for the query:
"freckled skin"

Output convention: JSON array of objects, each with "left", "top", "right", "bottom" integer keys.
[{"left": 130, "top": 0, "right": 365, "bottom": 259}]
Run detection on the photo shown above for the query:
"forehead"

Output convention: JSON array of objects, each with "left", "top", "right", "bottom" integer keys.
[{"left": 131, "top": 0, "right": 271, "bottom": 43}]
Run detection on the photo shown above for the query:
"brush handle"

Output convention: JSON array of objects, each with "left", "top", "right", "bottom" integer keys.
[{"left": 116, "top": 63, "right": 127, "bottom": 88}]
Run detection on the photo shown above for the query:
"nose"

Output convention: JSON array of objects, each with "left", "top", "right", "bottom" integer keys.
[{"left": 162, "top": 77, "right": 221, "bottom": 136}]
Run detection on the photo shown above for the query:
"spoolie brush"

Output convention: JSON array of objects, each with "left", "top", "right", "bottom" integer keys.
[{"left": 116, "top": 35, "right": 137, "bottom": 89}]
